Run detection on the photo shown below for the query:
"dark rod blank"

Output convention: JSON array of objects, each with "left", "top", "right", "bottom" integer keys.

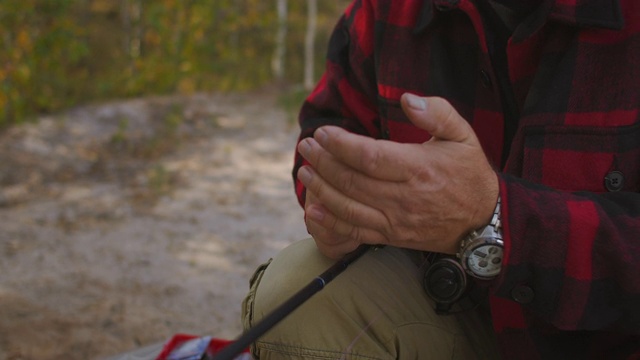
[{"left": 210, "top": 245, "right": 371, "bottom": 360}]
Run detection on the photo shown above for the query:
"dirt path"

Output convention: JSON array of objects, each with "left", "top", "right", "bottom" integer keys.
[{"left": 0, "top": 92, "right": 308, "bottom": 359}]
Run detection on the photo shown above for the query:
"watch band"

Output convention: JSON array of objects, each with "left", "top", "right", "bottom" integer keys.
[
  {"left": 482, "top": 196, "right": 501, "bottom": 238},
  {"left": 460, "top": 196, "right": 502, "bottom": 248},
  {"left": 458, "top": 195, "right": 503, "bottom": 279}
]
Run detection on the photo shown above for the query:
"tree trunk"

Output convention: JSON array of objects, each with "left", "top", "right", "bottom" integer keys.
[
  {"left": 131, "top": 0, "right": 143, "bottom": 58},
  {"left": 304, "top": 0, "right": 317, "bottom": 90},
  {"left": 173, "top": 1, "right": 194, "bottom": 63},
  {"left": 272, "top": 0, "right": 287, "bottom": 83},
  {"left": 121, "top": 0, "right": 143, "bottom": 60},
  {"left": 229, "top": 0, "right": 241, "bottom": 58}
]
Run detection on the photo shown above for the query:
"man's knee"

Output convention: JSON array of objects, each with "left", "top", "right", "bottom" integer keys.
[{"left": 251, "top": 239, "right": 336, "bottom": 317}]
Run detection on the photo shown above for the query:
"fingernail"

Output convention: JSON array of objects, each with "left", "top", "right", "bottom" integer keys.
[
  {"left": 405, "top": 93, "right": 426, "bottom": 111},
  {"left": 298, "top": 166, "right": 313, "bottom": 183},
  {"left": 314, "top": 128, "right": 328, "bottom": 144},
  {"left": 298, "top": 138, "right": 312, "bottom": 157}
]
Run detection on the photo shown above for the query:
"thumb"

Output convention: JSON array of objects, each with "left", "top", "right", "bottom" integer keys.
[{"left": 400, "top": 93, "right": 475, "bottom": 144}]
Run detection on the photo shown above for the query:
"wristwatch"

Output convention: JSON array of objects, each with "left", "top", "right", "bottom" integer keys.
[{"left": 458, "top": 196, "right": 503, "bottom": 280}]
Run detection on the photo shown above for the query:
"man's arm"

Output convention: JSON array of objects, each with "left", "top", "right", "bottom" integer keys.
[
  {"left": 296, "top": 0, "right": 640, "bottom": 334},
  {"left": 300, "top": 93, "right": 640, "bottom": 332}
]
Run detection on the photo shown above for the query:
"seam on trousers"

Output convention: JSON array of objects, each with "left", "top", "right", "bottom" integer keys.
[
  {"left": 450, "top": 333, "right": 459, "bottom": 360},
  {"left": 244, "top": 258, "right": 273, "bottom": 359},
  {"left": 255, "top": 340, "right": 392, "bottom": 360}
]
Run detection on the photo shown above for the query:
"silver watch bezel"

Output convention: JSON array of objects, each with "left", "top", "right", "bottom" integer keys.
[{"left": 459, "top": 234, "right": 504, "bottom": 280}]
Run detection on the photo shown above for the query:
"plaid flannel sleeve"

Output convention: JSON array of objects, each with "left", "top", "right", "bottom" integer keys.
[{"left": 494, "top": 171, "right": 640, "bottom": 333}]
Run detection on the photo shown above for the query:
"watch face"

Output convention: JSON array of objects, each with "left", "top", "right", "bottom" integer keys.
[{"left": 465, "top": 244, "right": 503, "bottom": 278}]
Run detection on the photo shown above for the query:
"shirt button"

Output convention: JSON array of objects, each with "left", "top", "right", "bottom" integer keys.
[
  {"left": 511, "top": 285, "right": 535, "bottom": 304},
  {"left": 604, "top": 171, "right": 624, "bottom": 192}
]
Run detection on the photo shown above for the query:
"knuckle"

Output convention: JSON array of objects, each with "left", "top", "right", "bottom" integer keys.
[
  {"left": 304, "top": 193, "right": 317, "bottom": 209},
  {"left": 328, "top": 215, "right": 342, "bottom": 233},
  {"left": 334, "top": 218, "right": 355, "bottom": 238},
  {"left": 337, "top": 171, "right": 356, "bottom": 194},
  {"left": 310, "top": 178, "right": 326, "bottom": 198},
  {"left": 359, "top": 144, "right": 381, "bottom": 174},
  {"left": 436, "top": 107, "right": 455, "bottom": 135},
  {"left": 347, "top": 225, "right": 361, "bottom": 242},
  {"left": 328, "top": 212, "right": 361, "bottom": 242},
  {"left": 381, "top": 210, "right": 398, "bottom": 230},
  {"left": 313, "top": 150, "right": 327, "bottom": 171},
  {"left": 339, "top": 202, "right": 358, "bottom": 223}
]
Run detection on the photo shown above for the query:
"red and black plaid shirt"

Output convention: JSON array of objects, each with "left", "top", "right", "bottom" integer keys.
[{"left": 293, "top": 0, "right": 640, "bottom": 358}]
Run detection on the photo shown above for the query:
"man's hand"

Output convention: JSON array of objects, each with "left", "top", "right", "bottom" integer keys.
[{"left": 298, "top": 93, "right": 499, "bottom": 259}]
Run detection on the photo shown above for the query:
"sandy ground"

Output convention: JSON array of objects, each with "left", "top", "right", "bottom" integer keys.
[{"left": 0, "top": 92, "right": 308, "bottom": 359}]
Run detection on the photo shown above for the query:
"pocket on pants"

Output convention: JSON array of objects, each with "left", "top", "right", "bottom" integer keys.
[{"left": 241, "top": 259, "right": 272, "bottom": 333}]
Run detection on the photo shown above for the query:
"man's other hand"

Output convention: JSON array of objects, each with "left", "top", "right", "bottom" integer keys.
[{"left": 298, "top": 94, "right": 499, "bottom": 259}]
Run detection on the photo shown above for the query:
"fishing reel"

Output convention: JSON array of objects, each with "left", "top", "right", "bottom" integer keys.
[{"left": 420, "top": 253, "right": 468, "bottom": 315}]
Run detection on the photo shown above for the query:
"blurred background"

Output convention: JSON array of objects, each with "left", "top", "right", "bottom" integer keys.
[
  {"left": 0, "top": 1, "right": 351, "bottom": 359},
  {"left": 0, "top": 0, "right": 350, "bottom": 127}
]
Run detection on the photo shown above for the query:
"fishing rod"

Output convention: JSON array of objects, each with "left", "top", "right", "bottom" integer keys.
[{"left": 210, "top": 245, "right": 372, "bottom": 360}]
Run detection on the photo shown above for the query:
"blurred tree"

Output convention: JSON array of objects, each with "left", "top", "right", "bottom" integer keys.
[
  {"left": 120, "top": 0, "right": 143, "bottom": 62},
  {"left": 272, "top": 0, "right": 287, "bottom": 84},
  {"left": 0, "top": 0, "right": 88, "bottom": 125},
  {"left": 304, "top": 0, "right": 317, "bottom": 91},
  {"left": 0, "top": 0, "right": 351, "bottom": 129}
]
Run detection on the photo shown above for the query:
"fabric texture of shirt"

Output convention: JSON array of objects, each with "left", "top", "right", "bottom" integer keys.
[{"left": 293, "top": 0, "right": 640, "bottom": 358}]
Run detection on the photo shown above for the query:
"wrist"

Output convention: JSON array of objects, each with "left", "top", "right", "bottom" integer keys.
[{"left": 469, "top": 172, "right": 500, "bottom": 229}]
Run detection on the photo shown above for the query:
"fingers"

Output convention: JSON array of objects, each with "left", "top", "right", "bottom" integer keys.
[
  {"left": 306, "top": 202, "right": 389, "bottom": 245},
  {"left": 304, "top": 192, "right": 362, "bottom": 259},
  {"left": 306, "top": 219, "right": 360, "bottom": 259},
  {"left": 300, "top": 128, "right": 414, "bottom": 181},
  {"left": 298, "top": 165, "right": 387, "bottom": 228},
  {"left": 299, "top": 94, "right": 478, "bottom": 184},
  {"left": 400, "top": 94, "right": 478, "bottom": 145},
  {"left": 304, "top": 182, "right": 388, "bottom": 259},
  {"left": 298, "top": 137, "right": 406, "bottom": 208},
  {"left": 297, "top": 94, "right": 491, "bottom": 258}
]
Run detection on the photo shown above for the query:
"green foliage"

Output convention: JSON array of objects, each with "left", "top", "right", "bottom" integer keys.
[
  {"left": 278, "top": 87, "right": 312, "bottom": 126},
  {"left": 0, "top": 0, "right": 89, "bottom": 125},
  {"left": 0, "top": 0, "right": 350, "bottom": 129}
]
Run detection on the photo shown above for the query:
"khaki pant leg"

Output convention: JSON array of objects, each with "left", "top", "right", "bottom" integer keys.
[{"left": 242, "top": 239, "right": 500, "bottom": 360}]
